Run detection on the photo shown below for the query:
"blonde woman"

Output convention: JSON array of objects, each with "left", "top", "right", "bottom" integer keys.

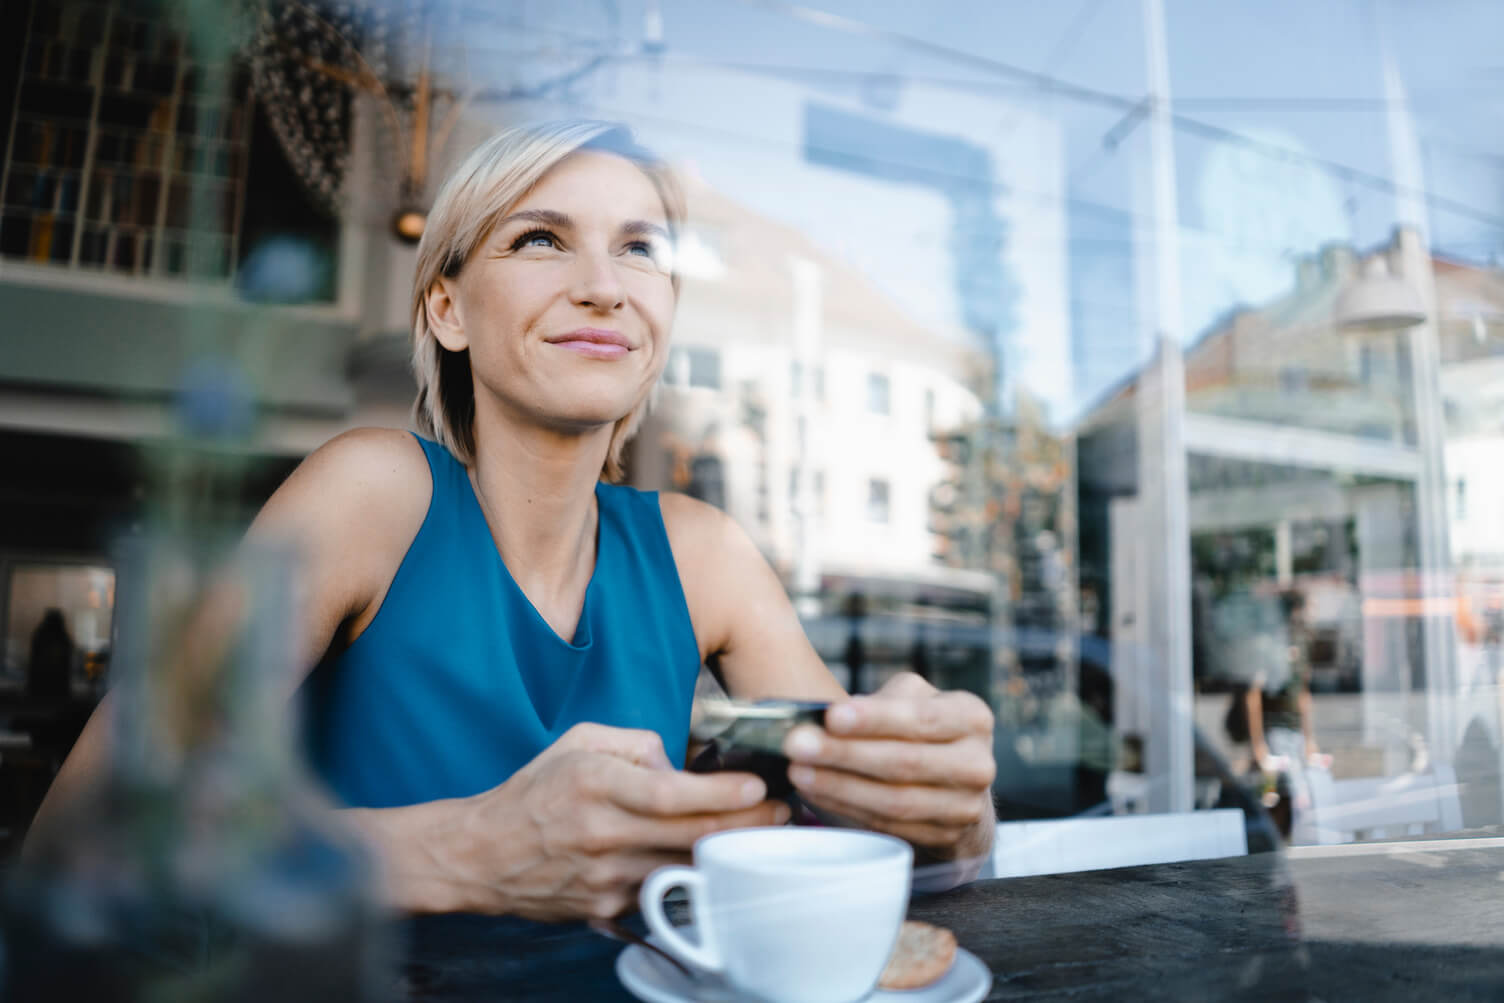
[{"left": 30, "top": 122, "right": 996, "bottom": 921}]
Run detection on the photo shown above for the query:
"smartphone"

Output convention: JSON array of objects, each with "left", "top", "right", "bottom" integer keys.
[{"left": 685, "top": 699, "right": 827, "bottom": 799}]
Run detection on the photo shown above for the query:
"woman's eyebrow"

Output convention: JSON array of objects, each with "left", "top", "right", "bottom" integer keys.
[
  {"left": 495, "top": 211, "right": 667, "bottom": 243},
  {"left": 622, "top": 219, "right": 671, "bottom": 242},
  {"left": 497, "top": 208, "right": 572, "bottom": 230}
]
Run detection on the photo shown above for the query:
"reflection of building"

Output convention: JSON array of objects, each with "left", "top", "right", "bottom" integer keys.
[
  {"left": 1181, "top": 244, "right": 1410, "bottom": 442},
  {"left": 629, "top": 179, "right": 993, "bottom": 624},
  {"left": 1436, "top": 257, "right": 1504, "bottom": 573},
  {"left": 599, "top": 45, "right": 1077, "bottom": 702},
  {"left": 930, "top": 394, "right": 1078, "bottom": 690},
  {"left": 1080, "top": 227, "right": 1504, "bottom": 821}
]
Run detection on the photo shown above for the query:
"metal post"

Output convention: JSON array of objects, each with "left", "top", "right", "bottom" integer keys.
[
  {"left": 1380, "top": 36, "right": 1458, "bottom": 763},
  {"left": 1397, "top": 225, "right": 1458, "bottom": 763},
  {"left": 1137, "top": 0, "right": 1195, "bottom": 813}
]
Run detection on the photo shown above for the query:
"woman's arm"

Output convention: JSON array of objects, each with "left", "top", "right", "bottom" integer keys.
[
  {"left": 661, "top": 494, "right": 996, "bottom": 882},
  {"left": 342, "top": 723, "right": 788, "bottom": 917},
  {"left": 659, "top": 493, "right": 846, "bottom": 702}
]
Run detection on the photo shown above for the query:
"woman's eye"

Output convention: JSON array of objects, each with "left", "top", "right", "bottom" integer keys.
[
  {"left": 627, "top": 241, "right": 675, "bottom": 272},
  {"left": 513, "top": 229, "right": 558, "bottom": 250}
]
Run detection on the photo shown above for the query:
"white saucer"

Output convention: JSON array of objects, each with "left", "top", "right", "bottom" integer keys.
[{"left": 615, "top": 929, "right": 992, "bottom": 1003}]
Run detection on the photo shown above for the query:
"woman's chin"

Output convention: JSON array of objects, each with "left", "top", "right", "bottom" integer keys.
[
  {"left": 536, "top": 399, "right": 639, "bottom": 434},
  {"left": 547, "top": 383, "right": 649, "bottom": 428},
  {"left": 485, "top": 377, "right": 649, "bottom": 435}
]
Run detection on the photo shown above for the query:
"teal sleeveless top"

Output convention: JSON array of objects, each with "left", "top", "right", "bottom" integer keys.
[{"left": 302, "top": 435, "right": 703, "bottom": 809}]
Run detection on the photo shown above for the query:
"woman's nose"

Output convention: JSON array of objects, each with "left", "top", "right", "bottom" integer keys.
[{"left": 570, "top": 246, "right": 625, "bottom": 311}]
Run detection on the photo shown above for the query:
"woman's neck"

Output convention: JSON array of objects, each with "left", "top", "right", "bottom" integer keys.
[{"left": 465, "top": 404, "right": 614, "bottom": 637}]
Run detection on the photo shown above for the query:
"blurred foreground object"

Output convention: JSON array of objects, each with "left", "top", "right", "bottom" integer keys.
[{"left": 2, "top": 534, "right": 392, "bottom": 1001}]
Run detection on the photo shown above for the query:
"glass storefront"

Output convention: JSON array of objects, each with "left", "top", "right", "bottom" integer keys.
[{"left": 4, "top": 0, "right": 1504, "bottom": 870}]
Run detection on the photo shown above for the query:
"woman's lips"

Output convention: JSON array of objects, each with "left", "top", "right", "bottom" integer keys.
[
  {"left": 549, "top": 339, "right": 629, "bottom": 359},
  {"left": 547, "top": 329, "right": 631, "bottom": 359}
]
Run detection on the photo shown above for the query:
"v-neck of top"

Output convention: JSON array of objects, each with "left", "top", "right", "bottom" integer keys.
[
  {"left": 303, "top": 434, "right": 705, "bottom": 809},
  {"left": 460, "top": 473, "right": 601, "bottom": 651}
]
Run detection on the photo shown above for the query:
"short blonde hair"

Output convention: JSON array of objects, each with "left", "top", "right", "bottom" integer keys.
[{"left": 410, "top": 121, "right": 685, "bottom": 481}]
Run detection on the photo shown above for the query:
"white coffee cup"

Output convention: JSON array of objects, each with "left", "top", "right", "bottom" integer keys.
[{"left": 639, "top": 827, "right": 913, "bottom": 1003}]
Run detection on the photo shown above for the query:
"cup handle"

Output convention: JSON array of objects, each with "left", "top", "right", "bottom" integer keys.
[{"left": 639, "top": 866, "right": 724, "bottom": 974}]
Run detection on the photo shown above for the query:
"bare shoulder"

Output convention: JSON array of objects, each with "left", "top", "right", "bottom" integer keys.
[
  {"left": 250, "top": 428, "right": 432, "bottom": 645},
  {"left": 284, "top": 426, "right": 428, "bottom": 494},
  {"left": 657, "top": 491, "right": 759, "bottom": 574},
  {"left": 657, "top": 489, "right": 731, "bottom": 540},
  {"left": 254, "top": 427, "right": 430, "bottom": 538}
]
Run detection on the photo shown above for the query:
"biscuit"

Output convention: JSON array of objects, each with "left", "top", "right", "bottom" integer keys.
[{"left": 878, "top": 920, "right": 957, "bottom": 991}]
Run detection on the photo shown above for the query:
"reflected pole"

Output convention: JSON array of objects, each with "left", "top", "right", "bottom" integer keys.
[
  {"left": 1379, "top": 34, "right": 1459, "bottom": 764},
  {"left": 1395, "top": 225, "right": 1458, "bottom": 763},
  {"left": 790, "top": 256, "right": 823, "bottom": 617},
  {"left": 1137, "top": 0, "right": 1195, "bottom": 813}
]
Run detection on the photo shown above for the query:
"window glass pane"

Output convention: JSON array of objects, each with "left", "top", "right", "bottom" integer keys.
[
  {"left": 867, "top": 479, "right": 890, "bottom": 524},
  {"left": 688, "top": 347, "right": 721, "bottom": 390},
  {"left": 7, "top": 1, "right": 1504, "bottom": 975},
  {"left": 867, "top": 373, "right": 890, "bottom": 415},
  {"left": 4, "top": 562, "right": 114, "bottom": 696}
]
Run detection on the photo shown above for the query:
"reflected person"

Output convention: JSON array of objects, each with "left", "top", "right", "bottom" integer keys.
[
  {"left": 26, "top": 609, "right": 74, "bottom": 703},
  {"left": 1243, "top": 591, "right": 1324, "bottom": 833},
  {"left": 27, "top": 122, "right": 997, "bottom": 921}
]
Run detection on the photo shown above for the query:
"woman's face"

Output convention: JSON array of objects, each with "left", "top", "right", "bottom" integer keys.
[{"left": 435, "top": 150, "right": 676, "bottom": 437}]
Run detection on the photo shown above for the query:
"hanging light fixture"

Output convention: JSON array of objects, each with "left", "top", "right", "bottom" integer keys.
[
  {"left": 247, "top": 1, "right": 627, "bottom": 244},
  {"left": 1333, "top": 254, "right": 1426, "bottom": 334},
  {"left": 248, "top": 1, "right": 471, "bottom": 244}
]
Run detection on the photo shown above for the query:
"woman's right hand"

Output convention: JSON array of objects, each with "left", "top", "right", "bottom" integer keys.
[{"left": 430, "top": 722, "right": 789, "bottom": 920}]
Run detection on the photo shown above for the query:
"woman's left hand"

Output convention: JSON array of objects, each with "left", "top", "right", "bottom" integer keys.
[{"left": 781, "top": 672, "right": 996, "bottom": 863}]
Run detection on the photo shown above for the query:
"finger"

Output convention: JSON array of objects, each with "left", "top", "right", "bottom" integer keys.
[
  {"left": 787, "top": 764, "right": 986, "bottom": 829},
  {"left": 564, "top": 723, "right": 673, "bottom": 770},
  {"left": 617, "top": 799, "right": 793, "bottom": 851},
  {"left": 795, "top": 789, "right": 970, "bottom": 850},
  {"left": 604, "top": 761, "right": 770, "bottom": 817},
  {"left": 578, "top": 851, "right": 693, "bottom": 896},
  {"left": 824, "top": 690, "right": 994, "bottom": 741},
  {"left": 874, "top": 671, "right": 938, "bottom": 700},
  {"left": 785, "top": 728, "right": 995, "bottom": 789}
]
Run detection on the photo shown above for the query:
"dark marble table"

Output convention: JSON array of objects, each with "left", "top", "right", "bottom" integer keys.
[{"left": 397, "top": 835, "right": 1504, "bottom": 1001}]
